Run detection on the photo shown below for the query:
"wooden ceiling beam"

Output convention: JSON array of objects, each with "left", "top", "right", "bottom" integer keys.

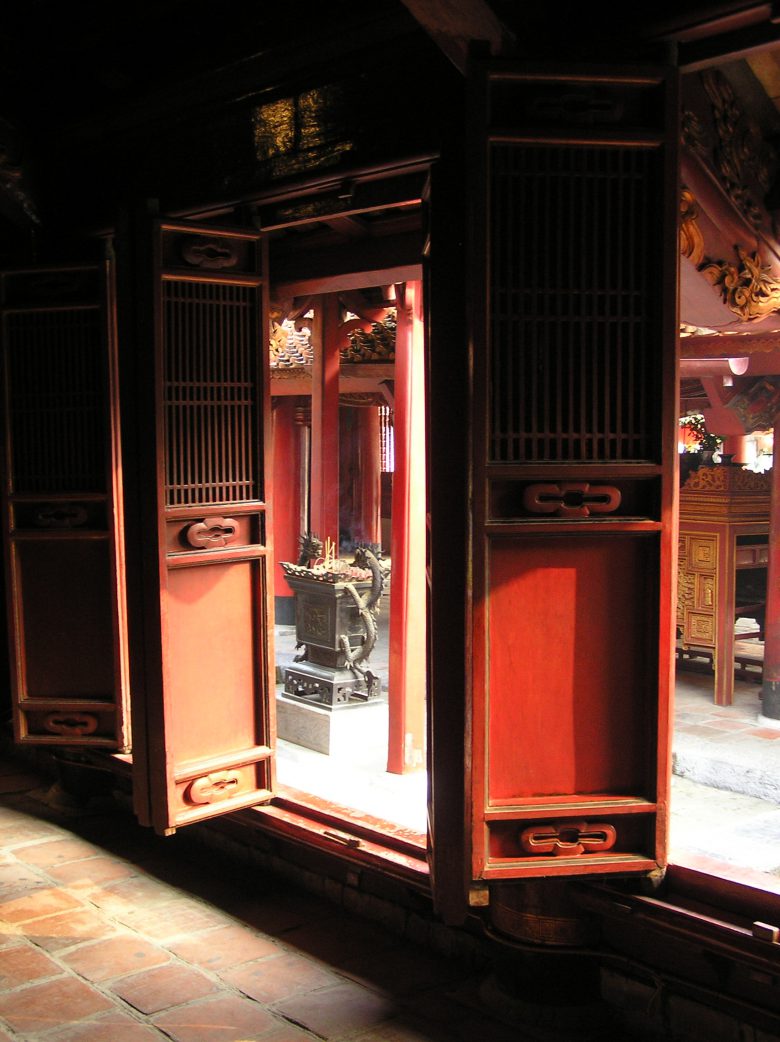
[
  {"left": 322, "top": 215, "right": 369, "bottom": 239},
  {"left": 680, "top": 332, "right": 780, "bottom": 357},
  {"left": 400, "top": 0, "right": 514, "bottom": 73}
]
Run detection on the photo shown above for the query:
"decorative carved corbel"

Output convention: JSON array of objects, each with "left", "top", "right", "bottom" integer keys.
[
  {"left": 680, "top": 187, "right": 705, "bottom": 266},
  {"left": 681, "top": 109, "right": 710, "bottom": 160},
  {"left": 700, "top": 246, "right": 780, "bottom": 322}
]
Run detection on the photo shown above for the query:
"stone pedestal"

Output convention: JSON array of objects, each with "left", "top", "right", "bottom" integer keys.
[{"left": 276, "top": 695, "right": 387, "bottom": 756}]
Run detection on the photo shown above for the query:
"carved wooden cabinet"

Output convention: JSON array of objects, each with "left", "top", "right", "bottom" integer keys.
[{"left": 678, "top": 465, "right": 770, "bottom": 705}]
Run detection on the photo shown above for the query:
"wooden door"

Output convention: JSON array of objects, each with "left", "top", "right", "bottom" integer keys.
[
  {"left": 466, "top": 64, "right": 679, "bottom": 890},
  {"left": 126, "top": 221, "right": 275, "bottom": 834},
  {"left": 0, "top": 262, "right": 129, "bottom": 750}
]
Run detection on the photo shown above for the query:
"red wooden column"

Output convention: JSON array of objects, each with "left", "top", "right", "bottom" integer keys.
[
  {"left": 310, "top": 296, "right": 341, "bottom": 548},
  {"left": 271, "top": 399, "right": 302, "bottom": 625},
  {"left": 761, "top": 443, "right": 780, "bottom": 722},
  {"left": 387, "top": 280, "right": 426, "bottom": 774},
  {"left": 357, "top": 407, "right": 382, "bottom": 547},
  {"left": 722, "top": 434, "right": 748, "bottom": 463}
]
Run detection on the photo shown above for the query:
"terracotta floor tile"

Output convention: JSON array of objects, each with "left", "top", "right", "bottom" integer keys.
[
  {"left": 0, "top": 819, "right": 64, "bottom": 845},
  {"left": 223, "top": 887, "right": 334, "bottom": 937},
  {"left": 675, "top": 724, "right": 724, "bottom": 737},
  {"left": 87, "top": 875, "right": 176, "bottom": 915},
  {"left": 47, "top": 1013, "right": 169, "bottom": 1041},
  {"left": 0, "top": 941, "right": 64, "bottom": 987},
  {"left": 111, "top": 962, "right": 220, "bottom": 1014},
  {"left": 117, "top": 898, "right": 229, "bottom": 941},
  {"left": 152, "top": 993, "right": 278, "bottom": 1041},
  {"left": 46, "top": 854, "right": 138, "bottom": 890},
  {"left": 350, "top": 1016, "right": 453, "bottom": 1042},
  {"left": 745, "top": 727, "right": 780, "bottom": 739},
  {"left": 705, "top": 719, "right": 752, "bottom": 731},
  {"left": 13, "top": 836, "right": 104, "bottom": 868},
  {"left": 0, "top": 885, "right": 83, "bottom": 923},
  {"left": 220, "top": 950, "right": 341, "bottom": 1002},
  {"left": 167, "top": 922, "right": 280, "bottom": 970},
  {"left": 401, "top": 989, "right": 473, "bottom": 1026},
  {"left": 336, "top": 944, "right": 469, "bottom": 997},
  {"left": 272, "top": 981, "right": 399, "bottom": 1039},
  {"left": 280, "top": 915, "right": 396, "bottom": 968},
  {"left": 258, "top": 1025, "right": 328, "bottom": 1042},
  {"left": 25, "top": 906, "right": 115, "bottom": 951},
  {"left": 0, "top": 975, "right": 113, "bottom": 1032},
  {"left": 0, "top": 926, "right": 25, "bottom": 949},
  {"left": 0, "top": 860, "right": 49, "bottom": 895},
  {"left": 61, "top": 934, "right": 171, "bottom": 982}
]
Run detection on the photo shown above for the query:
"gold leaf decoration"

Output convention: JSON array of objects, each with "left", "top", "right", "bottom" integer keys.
[
  {"left": 701, "top": 69, "right": 771, "bottom": 229},
  {"left": 700, "top": 247, "right": 780, "bottom": 322},
  {"left": 680, "top": 188, "right": 705, "bottom": 266}
]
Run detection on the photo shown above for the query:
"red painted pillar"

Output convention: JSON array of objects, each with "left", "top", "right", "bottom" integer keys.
[
  {"left": 722, "top": 434, "right": 748, "bottom": 463},
  {"left": 271, "top": 399, "right": 302, "bottom": 625},
  {"left": 310, "top": 296, "right": 341, "bottom": 550},
  {"left": 357, "top": 407, "right": 381, "bottom": 547},
  {"left": 761, "top": 450, "right": 780, "bottom": 721},
  {"left": 387, "top": 281, "right": 426, "bottom": 774}
]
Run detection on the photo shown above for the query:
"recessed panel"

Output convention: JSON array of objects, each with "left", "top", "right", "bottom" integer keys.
[
  {"left": 166, "top": 559, "right": 264, "bottom": 763},
  {"left": 15, "top": 541, "right": 114, "bottom": 699},
  {"left": 487, "top": 535, "right": 656, "bottom": 802}
]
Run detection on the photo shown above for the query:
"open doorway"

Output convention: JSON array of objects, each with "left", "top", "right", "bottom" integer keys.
[
  {"left": 268, "top": 284, "right": 427, "bottom": 836},
  {"left": 672, "top": 57, "right": 780, "bottom": 890}
]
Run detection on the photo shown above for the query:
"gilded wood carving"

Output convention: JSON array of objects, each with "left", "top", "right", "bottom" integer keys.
[
  {"left": 700, "top": 247, "right": 780, "bottom": 323},
  {"left": 680, "top": 188, "right": 705, "bottom": 266},
  {"left": 701, "top": 69, "right": 771, "bottom": 230}
]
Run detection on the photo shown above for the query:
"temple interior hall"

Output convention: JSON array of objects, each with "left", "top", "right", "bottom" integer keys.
[{"left": 2, "top": 2, "right": 780, "bottom": 1040}]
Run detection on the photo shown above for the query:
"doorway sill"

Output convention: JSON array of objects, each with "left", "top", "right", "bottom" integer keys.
[{"left": 243, "top": 784, "right": 429, "bottom": 888}]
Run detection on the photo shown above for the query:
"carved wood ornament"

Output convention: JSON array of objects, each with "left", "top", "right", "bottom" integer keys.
[
  {"left": 680, "top": 188, "right": 705, "bottom": 266},
  {"left": 700, "top": 247, "right": 780, "bottom": 322},
  {"left": 701, "top": 69, "right": 772, "bottom": 231}
]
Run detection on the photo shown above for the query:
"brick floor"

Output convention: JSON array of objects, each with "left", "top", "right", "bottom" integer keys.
[
  {"left": 0, "top": 761, "right": 529, "bottom": 1042},
  {"left": 59, "top": 934, "right": 171, "bottom": 982}
]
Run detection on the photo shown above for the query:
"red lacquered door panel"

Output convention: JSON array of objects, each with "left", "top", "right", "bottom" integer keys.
[
  {"left": 467, "top": 64, "right": 679, "bottom": 886},
  {"left": 129, "top": 222, "right": 275, "bottom": 834},
  {"left": 0, "top": 264, "right": 130, "bottom": 750}
]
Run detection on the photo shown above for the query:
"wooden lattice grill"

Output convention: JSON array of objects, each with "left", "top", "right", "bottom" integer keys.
[
  {"left": 163, "top": 279, "right": 259, "bottom": 506},
  {"left": 5, "top": 308, "right": 105, "bottom": 493},
  {"left": 489, "top": 144, "right": 660, "bottom": 463}
]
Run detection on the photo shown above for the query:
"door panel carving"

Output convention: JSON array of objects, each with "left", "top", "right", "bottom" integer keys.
[
  {"left": 466, "top": 64, "right": 678, "bottom": 888},
  {"left": 0, "top": 265, "right": 129, "bottom": 750},
  {"left": 129, "top": 222, "right": 274, "bottom": 834}
]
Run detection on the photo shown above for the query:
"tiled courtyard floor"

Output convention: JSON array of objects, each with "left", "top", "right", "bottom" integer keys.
[{"left": 0, "top": 760, "right": 531, "bottom": 1042}]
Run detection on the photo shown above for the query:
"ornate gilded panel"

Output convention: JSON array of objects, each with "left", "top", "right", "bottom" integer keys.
[
  {"left": 688, "top": 612, "right": 716, "bottom": 646},
  {"left": 695, "top": 573, "right": 715, "bottom": 610},
  {"left": 689, "top": 535, "right": 717, "bottom": 571},
  {"left": 677, "top": 568, "right": 694, "bottom": 627}
]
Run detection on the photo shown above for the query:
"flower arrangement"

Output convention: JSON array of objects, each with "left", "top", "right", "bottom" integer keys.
[{"left": 679, "top": 413, "right": 722, "bottom": 452}]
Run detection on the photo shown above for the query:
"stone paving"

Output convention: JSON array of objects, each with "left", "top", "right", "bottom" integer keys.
[
  {"left": 0, "top": 760, "right": 532, "bottom": 1042},
  {"left": 0, "top": 650, "right": 778, "bottom": 1039},
  {"left": 671, "top": 668, "right": 780, "bottom": 882}
]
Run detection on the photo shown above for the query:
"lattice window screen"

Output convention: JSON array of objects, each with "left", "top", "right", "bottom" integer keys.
[
  {"left": 163, "top": 280, "right": 258, "bottom": 507},
  {"left": 6, "top": 309, "right": 105, "bottom": 493},
  {"left": 489, "top": 144, "right": 660, "bottom": 463}
]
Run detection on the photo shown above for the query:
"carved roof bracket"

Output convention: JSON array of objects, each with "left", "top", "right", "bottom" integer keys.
[{"left": 700, "top": 245, "right": 780, "bottom": 322}]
